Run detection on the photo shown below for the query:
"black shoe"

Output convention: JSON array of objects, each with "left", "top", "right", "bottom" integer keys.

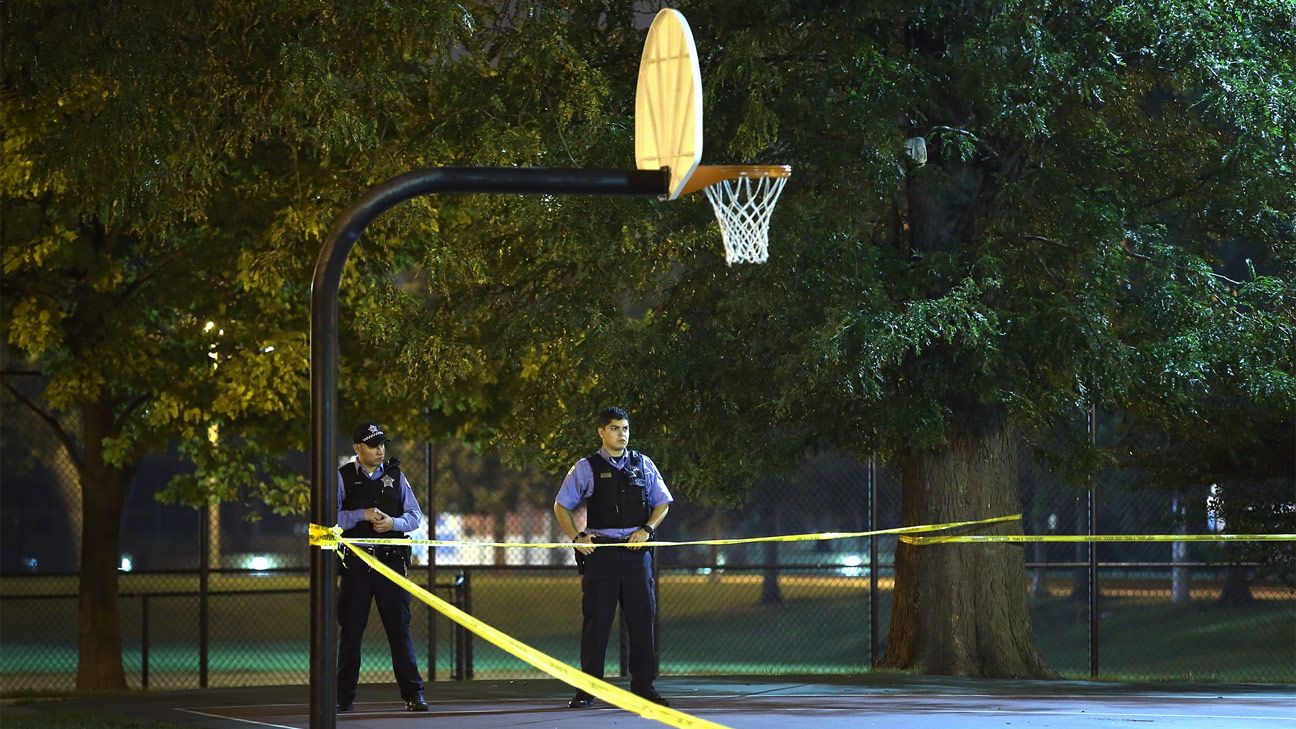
[
  {"left": 336, "top": 699, "right": 354, "bottom": 712},
  {"left": 403, "top": 692, "right": 429, "bottom": 711},
  {"left": 568, "top": 691, "right": 595, "bottom": 709},
  {"left": 634, "top": 689, "right": 670, "bottom": 707}
]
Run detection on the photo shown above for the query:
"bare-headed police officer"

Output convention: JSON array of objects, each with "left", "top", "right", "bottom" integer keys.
[{"left": 553, "top": 406, "right": 673, "bottom": 708}]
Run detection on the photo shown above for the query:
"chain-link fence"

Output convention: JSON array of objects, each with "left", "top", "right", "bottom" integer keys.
[{"left": 2, "top": 416, "right": 1293, "bottom": 693}]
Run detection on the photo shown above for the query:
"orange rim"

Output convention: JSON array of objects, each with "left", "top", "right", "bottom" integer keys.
[{"left": 678, "top": 164, "right": 792, "bottom": 197}]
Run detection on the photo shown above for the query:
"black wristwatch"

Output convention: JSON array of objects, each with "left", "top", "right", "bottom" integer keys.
[
  {"left": 641, "top": 524, "right": 655, "bottom": 539},
  {"left": 574, "top": 531, "right": 588, "bottom": 541}
]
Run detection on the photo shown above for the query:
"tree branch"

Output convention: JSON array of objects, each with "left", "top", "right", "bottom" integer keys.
[
  {"left": 929, "top": 125, "right": 1001, "bottom": 159},
  {"left": 115, "top": 393, "right": 151, "bottom": 433},
  {"left": 116, "top": 251, "right": 179, "bottom": 303},
  {"left": 1124, "top": 249, "right": 1245, "bottom": 286},
  {"left": 0, "top": 376, "right": 84, "bottom": 472},
  {"left": 1020, "top": 234, "right": 1246, "bottom": 286}
]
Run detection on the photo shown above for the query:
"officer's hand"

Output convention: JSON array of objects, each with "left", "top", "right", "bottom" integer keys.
[
  {"left": 573, "top": 534, "right": 595, "bottom": 555},
  {"left": 364, "top": 507, "right": 388, "bottom": 523},
  {"left": 372, "top": 513, "right": 396, "bottom": 533},
  {"left": 627, "top": 529, "right": 651, "bottom": 550}
]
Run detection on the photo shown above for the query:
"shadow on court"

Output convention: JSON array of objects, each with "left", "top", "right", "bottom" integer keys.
[{"left": 4, "top": 675, "right": 1292, "bottom": 728}]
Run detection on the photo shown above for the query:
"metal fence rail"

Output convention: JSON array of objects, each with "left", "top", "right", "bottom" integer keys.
[{"left": 1, "top": 559, "right": 1291, "bottom": 693}]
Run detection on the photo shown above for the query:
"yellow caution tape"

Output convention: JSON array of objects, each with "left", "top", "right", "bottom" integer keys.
[
  {"left": 308, "top": 513, "right": 1022, "bottom": 551},
  {"left": 314, "top": 514, "right": 1289, "bottom": 728},
  {"left": 310, "top": 513, "right": 1018, "bottom": 726},
  {"left": 338, "top": 537, "right": 730, "bottom": 729},
  {"left": 901, "top": 533, "right": 1296, "bottom": 545},
  {"left": 308, "top": 523, "right": 340, "bottom": 550}
]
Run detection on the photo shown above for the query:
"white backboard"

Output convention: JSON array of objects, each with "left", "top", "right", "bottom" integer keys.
[{"left": 635, "top": 9, "right": 703, "bottom": 200}]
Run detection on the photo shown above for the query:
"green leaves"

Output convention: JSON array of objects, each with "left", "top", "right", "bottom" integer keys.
[
  {"left": 0, "top": 0, "right": 466, "bottom": 508},
  {"left": 6, "top": 296, "right": 67, "bottom": 354},
  {"left": 2, "top": 0, "right": 1291, "bottom": 509}
]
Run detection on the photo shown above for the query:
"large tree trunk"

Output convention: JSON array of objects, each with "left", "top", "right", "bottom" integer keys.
[
  {"left": 52, "top": 443, "right": 84, "bottom": 559},
  {"left": 75, "top": 400, "right": 136, "bottom": 690},
  {"left": 882, "top": 410, "right": 1055, "bottom": 677},
  {"left": 1215, "top": 564, "right": 1255, "bottom": 607},
  {"left": 759, "top": 499, "right": 782, "bottom": 605},
  {"left": 1170, "top": 492, "right": 1190, "bottom": 604},
  {"left": 492, "top": 507, "right": 509, "bottom": 566}
]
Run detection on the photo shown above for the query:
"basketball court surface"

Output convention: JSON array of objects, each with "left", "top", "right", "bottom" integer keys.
[{"left": 6, "top": 675, "right": 1292, "bottom": 729}]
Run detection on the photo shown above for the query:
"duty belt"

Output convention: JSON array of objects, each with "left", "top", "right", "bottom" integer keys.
[{"left": 353, "top": 544, "right": 409, "bottom": 561}]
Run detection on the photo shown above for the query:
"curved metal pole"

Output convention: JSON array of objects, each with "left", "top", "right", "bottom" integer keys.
[{"left": 310, "top": 166, "right": 668, "bottom": 729}]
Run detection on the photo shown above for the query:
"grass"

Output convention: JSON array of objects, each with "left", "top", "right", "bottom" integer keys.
[
  {"left": 3, "top": 572, "right": 1292, "bottom": 691},
  {"left": 1030, "top": 596, "right": 1296, "bottom": 681}
]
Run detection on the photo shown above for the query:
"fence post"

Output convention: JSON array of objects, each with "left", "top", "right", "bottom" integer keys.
[
  {"left": 453, "top": 571, "right": 466, "bottom": 681},
  {"left": 451, "top": 576, "right": 460, "bottom": 680},
  {"left": 867, "top": 456, "right": 878, "bottom": 668},
  {"left": 1087, "top": 404, "right": 1099, "bottom": 679},
  {"left": 462, "top": 569, "right": 473, "bottom": 680},
  {"left": 199, "top": 503, "right": 211, "bottom": 688},
  {"left": 142, "top": 593, "right": 150, "bottom": 689},
  {"left": 652, "top": 552, "right": 661, "bottom": 677},
  {"left": 425, "top": 438, "right": 437, "bottom": 682}
]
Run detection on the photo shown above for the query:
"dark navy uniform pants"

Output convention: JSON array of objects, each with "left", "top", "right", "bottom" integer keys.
[
  {"left": 337, "top": 555, "right": 424, "bottom": 702},
  {"left": 580, "top": 544, "right": 657, "bottom": 692}
]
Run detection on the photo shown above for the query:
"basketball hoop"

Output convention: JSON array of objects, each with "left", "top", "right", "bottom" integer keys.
[
  {"left": 634, "top": 10, "right": 791, "bottom": 265},
  {"left": 681, "top": 165, "right": 791, "bottom": 265}
]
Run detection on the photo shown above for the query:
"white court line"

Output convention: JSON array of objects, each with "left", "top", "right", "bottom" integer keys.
[
  {"left": 175, "top": 708, "right": 299, "bottom": 729},
  {"left": 177, "top": 704, "right": 587, "bottom": 725},
  {"left": 178, "top": 703, "right": 1296, "bottom": 724},
  {"left": 190, "top": 697, "right": 562, "bottom": 710},
  {"left": 925, "top": 708, "right": 1296, "bottom": 721},
  {"left": 178, "top": 694, "right": 1295, "bottom": 726},
  {"left": 729, "top": 687, "right": 1285, "bottom": 699},
  {"left": 193, "top": 692, "right": 1294, "bottom": 707},
  {"left": 715, "top": 690, "right": 1294, "bottom": 705}
]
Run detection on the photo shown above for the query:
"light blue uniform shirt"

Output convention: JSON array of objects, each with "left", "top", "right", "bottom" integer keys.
[
  {"left": 337, "top": 458, "right": 423, "bottom": 534},
  {"left": 555, "top": 447, "right": 673, "bottom": 539}
]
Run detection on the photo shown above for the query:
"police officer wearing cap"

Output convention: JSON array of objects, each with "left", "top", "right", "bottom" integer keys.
[
  {"left": 553, "top": 406, "right": 673, "bottom": 709},
  {"left": 336, "top": 422, "right": 428, "bottom": 712}
]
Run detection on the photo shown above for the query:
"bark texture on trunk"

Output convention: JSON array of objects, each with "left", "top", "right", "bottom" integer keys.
[
  {"left": 882, "top": 411, "right": 1056, "bottom": 677},
  {"left": 75, "top": 400, "right": 135, "bottom": 690}
]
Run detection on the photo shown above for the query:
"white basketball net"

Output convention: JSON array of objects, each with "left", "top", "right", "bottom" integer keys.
[{"left": 703, "top": 173, "right": 788, "bottom": 265}]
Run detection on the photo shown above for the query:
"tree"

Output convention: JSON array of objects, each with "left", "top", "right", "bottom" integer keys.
[
  {"left": 370, "top": 1, "right": 1294, "bottom": 677},
  {"left": 1132, "top": 397, "right": 1295, "bottom": 604},
  {"left": 3, "top": 0, "right": 659, "bottom": 687},
  {"left": 0, "top": 0, "right": 487, "bottom": 688},
  {"left": 408, "top": 438, "right": 555, "bottom": 566}
]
